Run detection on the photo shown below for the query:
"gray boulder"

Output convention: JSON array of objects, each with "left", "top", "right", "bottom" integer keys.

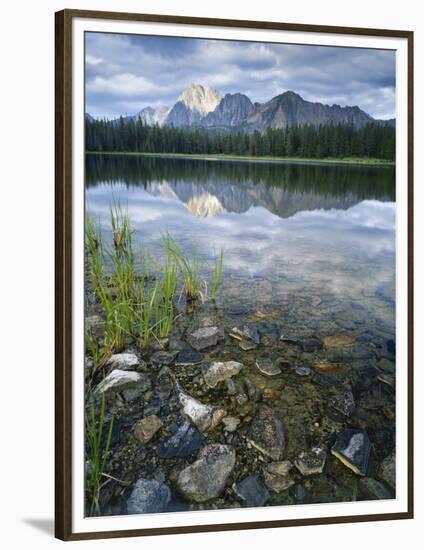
[
  {"left": 186, "top": 326, "right": 224, "bottom": 351},
  {"left": 127, "top": 479, "right": 171, "bottom": 514},
  {"left": 176, "top": 444, "right": 236, "bottom": 502}
]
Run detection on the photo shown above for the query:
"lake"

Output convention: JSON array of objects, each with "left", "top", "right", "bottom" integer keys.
[{"left": 85, "top": 153, "right": 396, "bottom": 512}]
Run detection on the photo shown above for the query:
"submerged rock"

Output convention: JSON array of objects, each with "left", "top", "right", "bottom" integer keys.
[
  {"left": 186, "top": 326, "right": 224, "bottom": 351},
  {"left": 127, "top": 479, "right": 171, "bottom": 514},
  {"left": 329, "top": 391, "right": 356, "bottom": 417},
  {"left": 175, "top": 381, "right": 226, "bottom": 433},
  {"left": 313, "top": 362, "right": 351, "bottom": 375},
  {"left": 176, "top": 444, "right": 236, "bottom": 502},
  {"left": 230, "top": 324, "right": 260, "bottom": 344},
  {"left": 331, "top": 429, "right": 371, "bottom": 476},
  {"left": 157, "top": 421, "right": 205, "bottom": 458},
  {"left": 255, "top": 358, "right": 281, "bottom": 377},
  {"left": 248, "top": 405, "right": 285, "bottom": 460},
  {"left": 202, "top": 361, "right": 244, "bottom": 388},
  {"left": 95, "top": 369, "right": 149, "bottom": 396},
  {"left": 294, "top": 447, "right": 327, "bottom": 476},
  {"left": 239, "top": 340, "right": 258, "bottom": 351},
  {"left": 323, "top": 334, "right": 355, "bottom": 349},
  {"left": 105, "top": 352, "right": 140, "bottom": 370},
  {"left": 235, "top": 474, "right": 269, "bottom": 507},
  {"left": 378, "top": 451, "right": 396, "bottom": 489},
  {"left": 134, "top": 415, "right": 162, "bottom": 444},
  {"left": 295, "top": 366, "right": 311, "bottom": 376},
  {"left": 175, "top": 349, "right": 204, "bottom": 366},
  {"left": 263, "top": 461, "right": 294, "bottom": 492}
]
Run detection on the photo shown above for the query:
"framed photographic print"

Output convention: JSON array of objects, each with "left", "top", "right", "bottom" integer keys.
[{"left": 55, "top": 9, "right": 414, "bottom": 541}]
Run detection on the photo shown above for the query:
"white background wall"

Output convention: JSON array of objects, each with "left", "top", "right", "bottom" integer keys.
[{"left": 0, "top": 0, "right": 422, "bottom": 548}]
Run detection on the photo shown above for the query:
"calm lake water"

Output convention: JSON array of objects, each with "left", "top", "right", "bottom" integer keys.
[
  {"left": 86, "top": 154, "right": 396, "bottom": 511},
  {"left": 86, "top": 154, "right": 395, "bottom": 339}
]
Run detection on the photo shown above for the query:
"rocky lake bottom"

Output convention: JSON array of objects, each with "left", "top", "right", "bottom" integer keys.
[{"left": 85, "top": 275, "right": 396, "bottom": 516}]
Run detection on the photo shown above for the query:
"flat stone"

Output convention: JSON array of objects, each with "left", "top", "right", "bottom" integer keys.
[
  {"left": 331, "top": 429, "right": 371, "bottom": 476},
  {"left": 235, "top": 474, "right": 269, "bottom": 507},
  {"left": 150, "top": 351, "right": 178, "bottom": 367},
  {"left": 134, "top": 415, "right": 162, "bottom": 444},
  {"left": 263, "top": 461, "right": 294, "bottom": 492},
  {"left": 127, "top": 479, "right": 171, "bottom": 514},
  {"left": 176, "top": 444, "right": 236, "bottom": 502},
  {"left": 186, "top": 326, "right": 224, "bottom": 351},
  {"left": 230, "top": 324, "right": 260, "bottom": 345},
  {"left": 175, "top": 349, "right": 204, "bottom": 366},
  {"left": 255, "top": 358, "right": 281, "bottom": 377},
  {"left": 157, "top": 421, "right": 205, "bottom": 458},
  {"left": 379, "top": 451, "right": 395, "bottom": 489},
  {"left": 248, "top": 405, "right": 285, "bottom": 460},
  {"left": 95, "top": 369, "right": 148, "bottom": 396},
  {"left": 202, "top": 361, "right": 244, "bottom": 388},
  {"left": 295, "top": 366, "right": 311, "bottom": 376},
  {"left": 222, "top": 416, "right": 241, "bottom": 432},
  {"left": 239, "top": 340, "right": 258, "bottom": 351},
  {"left": 175, "top": 381, "right": 226, "bottom": 433},
  {"left": 360, "top": 477, "right": 393, "bottom": 500},
  {"left": 313, "top": 362, "right": 351, "bottom": 375},
  {"left": 294, "top": 447, "right": 327, "bottom": 476},
  {"left": 105, "top": 352, "right": 140, "bottom": 370},
  {"left": 329, "top": 391, "right": 356, "bottom": 417},
  {"left": 323, "top": 334, "right": 355, "bottom": 349}
]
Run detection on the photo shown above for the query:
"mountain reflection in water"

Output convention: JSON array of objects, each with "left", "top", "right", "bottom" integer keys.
[{"left": 86, "top": 154, "right": 395, "bottom": 333}]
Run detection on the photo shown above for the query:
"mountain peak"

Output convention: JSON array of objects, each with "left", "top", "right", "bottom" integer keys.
[{"left": 178, "top": 83, "right": 222, "bottom": 115}]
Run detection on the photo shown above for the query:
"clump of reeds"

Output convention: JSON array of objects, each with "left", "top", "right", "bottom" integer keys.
[
  {"left": 85, "top": 394, "right": 114, "bottom": 516},
  {"left": 164, "top": 234, "right": 199, "bottom": 300}
]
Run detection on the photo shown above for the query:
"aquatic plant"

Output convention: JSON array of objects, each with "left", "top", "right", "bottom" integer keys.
[
  {"left": 211, "top": 247, "right": 224, "bottom": 301},
  {"left": 85, "top": 394, "right": 114, "bottom": 516},
  {"left": 153, "top": 247, "right": 178, "bottom": 338},
  {"left": 164, "top": 234, "right": 199, "bottom": 300}
]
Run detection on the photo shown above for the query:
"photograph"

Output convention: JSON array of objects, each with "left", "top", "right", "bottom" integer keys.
[{"left": 82, "top": 28, "right": 398, "bottom": 519}]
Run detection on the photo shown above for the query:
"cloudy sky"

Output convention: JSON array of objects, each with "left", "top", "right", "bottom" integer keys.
[{"left": 85, "top": 32, "right": 396, "bottom": 120}]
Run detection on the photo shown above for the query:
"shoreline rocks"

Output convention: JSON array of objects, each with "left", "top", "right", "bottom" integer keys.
[
  {"left": 186, "top": 326, "right": 224, "bottom": 351},
  {"left": 294, "top": 447, "right": 327, "bottom": 476},
  {"left": 176, "top": 444, "right": 236, "bottom": 502},
  {"left": 157, "top": 421, "right": 205, "bottom": 458},
  {"left": 134, "top": 415, "right": 162, "bottom": 444},
  {"left": 331, "top": 429, "right": 371, "bottom": 476},
  {"left": 127, "top": 479, "right": 171, "bottom": 514},
  {"left": 95, "top": 369, "right": 150, "bottom": 397},
  {"left": 202, "top": 361, "right": 244, "bottom": 388},
  {"left": 247, "top": 405, "right": 285, "bottom": 460},
  {"left": 235, "top": 474, "right": 269, "bottom": 507},
  {"left": 263, "top": 461, "right": 294, "bottom": 492},
  {"left": 175, "top": 381, "right": 226, "bottom": 433}
]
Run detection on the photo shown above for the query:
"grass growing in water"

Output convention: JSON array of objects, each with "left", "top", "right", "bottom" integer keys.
[
  {"left": 85, "top": 394, "right": 114, "bottom": 516},
  {"left": 164, "top": 234, "right": 199, "bottom": 300},
  {"left": 211, "top": 247, "right": 224, "bottom": 301},
  {"left": 85, "top": 211, "right": 225, "bottom": 362}
]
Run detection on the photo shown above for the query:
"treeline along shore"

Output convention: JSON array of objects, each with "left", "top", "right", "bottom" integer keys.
[{"left": 85, "top": 118, "right": 395, "bottom": 162}]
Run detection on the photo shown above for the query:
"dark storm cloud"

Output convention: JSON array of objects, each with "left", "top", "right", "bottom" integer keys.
[{"left": 85, "top": 32, "right": 396, "bottom": 120}]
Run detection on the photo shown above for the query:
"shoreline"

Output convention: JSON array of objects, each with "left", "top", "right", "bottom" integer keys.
[{"left": 85, "top": 151, "right": 395, "bottom": 167}]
